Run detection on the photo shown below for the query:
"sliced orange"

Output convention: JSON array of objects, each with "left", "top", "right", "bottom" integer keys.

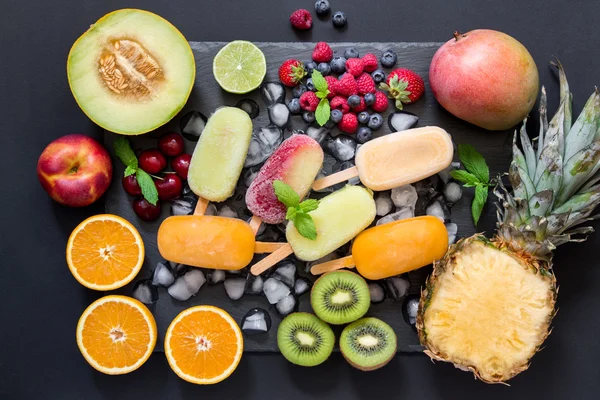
[
  {"left": 76, "top": 295, "right": 157, "bottom": 374},
  {"left": 165, "top": 306, "right": 243, "bottom": 384},
  {"left": 66, "top": 214, "right": 144, "bottom": 291}
]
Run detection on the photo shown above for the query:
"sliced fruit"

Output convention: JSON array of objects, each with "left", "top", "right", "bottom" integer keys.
[
  {"left": 165, "top": 306, "right": 243, "bottom": 384},
  {"left": 76, "top": 295, "right": 157, "bottom": 374},
  {"left": 310, "top": 270, "right": 370, "bottom": 325},
  {"left": 67, "top": 9, "right": 195, "bottom": 135},
  {"left": 66, "top": 214, "right": 144, "bottom": 290},
  {"left": 340, "top": 317, "right": 397, "bottom": 371},
  {"left": 277, "top": 312, "right": 334, "bottom": 367},
  {"left": 213, "top": 41, "right": 266, "bottom": 94}
]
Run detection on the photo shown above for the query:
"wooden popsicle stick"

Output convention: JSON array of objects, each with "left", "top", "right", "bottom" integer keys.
[
  {"left": 310, "top": 256, "right": 356, "bottom": 275},
  {"left": 250, "top": 243, "right": 293, "bottom": 275},
  {"left": 254, "top": 241, "right": 287, "bottom": 253},
  {"left": 312, "top": 166, "right": 360, "bottom": 191},
  {"left": 194, "top": 197, "right": 210, "bottom": 216},
  {"left": 249, "top": 215, "right": 263, "bottom": 235}
]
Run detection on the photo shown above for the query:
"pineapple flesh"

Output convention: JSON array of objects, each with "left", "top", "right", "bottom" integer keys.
[{"left": 418, "top": 61, "right": 600, "bottom": 384}]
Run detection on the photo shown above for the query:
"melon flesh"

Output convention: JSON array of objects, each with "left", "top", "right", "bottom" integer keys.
[{"left": 67, "top": 9, "right": 195, "bottom": 135}]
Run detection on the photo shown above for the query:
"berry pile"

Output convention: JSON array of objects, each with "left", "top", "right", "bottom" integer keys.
[{"left": 290, "top": 2, "right": 347, "bottom": 30}]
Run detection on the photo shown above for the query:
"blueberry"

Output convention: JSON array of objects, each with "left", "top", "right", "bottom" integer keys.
[
  {"left": 304, "top": 61, "right": 317, "bottom": 76},
  {"left": 356, "top": 127, "right": 373, "bottom": 144},
  {"left": 364, "top": 92, "right": 375, "bottom": 106},
  {"left": 371, "top": 69, "right": 386, "bottom": 83},
  {"left": 287, "top": 98, "right": 302, "bottom": 114},
  {"left": 345, "top": 95, "right": 360, "bottom": 108},
  {"left": 314, "top": 0, "right": 330, "bottom": 16},
  {"left": 381, "top": 50, "right": 398, "bottom": 68},
  {"left": 329, "top": 57, "right": 347, "bottom": 75},
  {"left": 303, "top": 111, "right": 316, "bottom": 123},
  {"left": 332, "top": 11, "right": 347, "bottom": 28},
  {"left": 344, "top": 48, "right": 359, "bottom": 59},
  {"left": 292, "top": 84, "right": 307, "bottom": 99},
  {"left": 306, "top": 78, "right": 316, "bottom": 91},
  {"left": 368, "top": 113, "right": 384, "bottom": 130},
  {"left": 330, "top": 109, "right": 343, "bottom": 124},
  {"left": 357, "top": 111, "right": 370, "bottom": 124},
  {"left": 317, "top": 62, "right": 331, "bottom": 76}
]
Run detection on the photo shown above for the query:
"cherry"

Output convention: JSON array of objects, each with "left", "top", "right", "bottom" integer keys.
[
  {"left": 122, "top": 174, "right": 142, "bottom": 196},
  {"left": 132, "top": 198, "right": 162, "bottom": 221},
  {"left": 158, "top": 132, "right": 185, "bottom": 157},
  {"left": 139, "top": 149, "right": 167, "bottom": 174},
  {"left": 171, "top": 153, "right": 191, "bottom": 180},
  {"left": 155, "top": 174, "right": 183, "bottom": 201}
]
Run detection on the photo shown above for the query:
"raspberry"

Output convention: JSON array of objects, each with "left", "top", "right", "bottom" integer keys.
[
  {"left": 299, "top": 91, "right": 319, "bottom": 112},
  {"left": 312, "top": 42, "right": 333, "bottom": 63},
  {"left": 290, "top": 9, "right": 312, "bottom": 30},
  {"left": 338, "top": 112, "right": 358, "bottom": 134},
  {"left": 325, "top": 76, "right": 338, "bottom": 99},
  {"left": 345, "top": 58, "right": 364, "bottom": 76},
  {"left": 336, "top": 74, "right": 358, "bottom": 97},
  {"left": 356, "top": 73, "right": 376, "bottom": 95},
  {"left": 371, "top": 91, "right": 389, "bottom": 113},
  {"left": 351, "top": 96, "right": 367, "bottom": 113},
  {"left": 330, "top": 96, "right": 350, "bottom": 114},
  {"left": 361, "top": 53, "right": 378, "bottom": 73}
]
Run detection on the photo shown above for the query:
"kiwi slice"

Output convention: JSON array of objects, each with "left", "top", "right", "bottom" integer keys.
[
  {"left": 310, "top": 270, "right": 370, "bottom": 325},
  {"left": 277, "top": 313, "right": 334, "bottom": 367},
  {"left": 340, "top": 317, "right": 397, "bottom": 371}
]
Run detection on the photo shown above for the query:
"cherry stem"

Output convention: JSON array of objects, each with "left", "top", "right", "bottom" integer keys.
[
  {"left": 150, "top": 174, "right": 164, "bottom": 180},
  {"left": 453, "top": 31, "right": 464, "bottom": 41}
]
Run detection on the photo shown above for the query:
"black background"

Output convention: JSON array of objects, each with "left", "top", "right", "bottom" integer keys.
[{"left": 1, "top": 0, "right": 599, "bottom": 398}]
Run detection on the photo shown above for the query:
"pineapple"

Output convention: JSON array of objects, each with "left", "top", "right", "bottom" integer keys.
[{"left": 417, "top": 61, "right": 600, "bottom": 384}]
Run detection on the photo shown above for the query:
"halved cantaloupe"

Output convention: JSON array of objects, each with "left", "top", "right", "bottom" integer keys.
[{"left": 67, "top": 9, "right": 195, "bottom": 135}]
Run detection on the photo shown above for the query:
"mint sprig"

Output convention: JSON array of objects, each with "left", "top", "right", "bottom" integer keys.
[
  {"left": 311, "top": 70, "right": 331, "bottom": 127},
  {"left": 273, "top": 180, "right": 320, "bottom": 240},
  {"left": 450, "top": 144, "right": 491, "bottom": 226},
  {"left": 113, "top": 137, "right": 159, "bottom": 206}
]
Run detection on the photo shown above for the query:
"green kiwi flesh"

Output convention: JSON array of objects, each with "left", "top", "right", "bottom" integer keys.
[
  {"left": 277, "top": 312, "right": 335, "bottom": 367},
  {"left": 340, "top": 317, "right": 397, "bottom": 371},
  {"left": 310, "top": 270, "right": 370, "bottom": 325}
]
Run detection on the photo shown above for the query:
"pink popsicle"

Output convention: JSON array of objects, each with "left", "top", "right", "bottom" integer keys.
[{"left": 246, "top": 134, "right": 324, "bottom": 224}]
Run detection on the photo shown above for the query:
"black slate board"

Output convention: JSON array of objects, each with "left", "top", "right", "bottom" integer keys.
[{"left": 104, "top": 41, "right": 514, "bottom": 353}]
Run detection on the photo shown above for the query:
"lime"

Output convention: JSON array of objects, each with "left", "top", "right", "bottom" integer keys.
[{"left": 213, "top": 41, "right": 267, "bottom": 94}]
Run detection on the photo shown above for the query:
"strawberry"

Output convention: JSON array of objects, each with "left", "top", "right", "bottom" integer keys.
[
  {"left": 299, "top": 91, "right": 319, "bottom": 112},
  {"left": 361, "top": 53, "right": 378, "bottom": 73},
  {"left": 312, "top": 42, "right": 333, "bottom": 63},
  {"left": 356, "top": 73, "right": 376, "bottom": 95},
  {"left": 338, "top": 113, "right": 358, "bottom": 134},
  {"left": 325, "top": 76, "right": 338, "bottom": 99},
  {"left": 371, "top": 91, "right": 389, "bottom": 113},
  {"left": 290, "top": 9, "right": 312, "bottom": 30},
  {"left": 336, "top": 74, "right": 358, "bottom": 97},
  {"left": 278, "top": 59, "right": 306, "bottom": 87},
  {"left": 345, "top": 58, "right": 364, "bottom": 76},
  {"left": 351, "top": 96, "right": 367, "bottom": 113},
  {"left": 380, "top": 68, "right": 425, "bottom": 110},
  {"left": 330, "top": 96, "right": 350, "bottom": 114}
]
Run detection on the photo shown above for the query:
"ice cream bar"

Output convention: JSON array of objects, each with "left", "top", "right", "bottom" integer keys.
[
  {"left": 312, "top": 127, "right": 454, "bottom": 191},
  {"left": 187, "top": 107, "right": 253, "bottom": 202},
  {"left": 246, "top": 134, "right": 324, "bottom": 224}
]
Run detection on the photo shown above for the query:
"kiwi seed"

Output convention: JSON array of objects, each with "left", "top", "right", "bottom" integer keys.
[
  {"left": 277, "top": 312, "right": 334, "bottom": 367},
  {"left": 339, "top": 317, "right": 397, "bottom": 371},
  {"left": 310, "top": 270, "right": 370, "bottom": 325}
]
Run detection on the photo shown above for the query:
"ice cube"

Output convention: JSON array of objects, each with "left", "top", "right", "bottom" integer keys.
[
  {"left": 391, "top": 184, "right": 418, "bottom": 208},
  {"left": 426, "top": 201, "right": 448, "bottom": 222},
  {"left": 205, "top": 203, "right": 217, "bottom": 216},
  {"left": 305, "top": 125, "right": 330, "bottom": 145},
  {"left": 247, "top": 216, "right": 266, "bottom": 236},
  {"left": 387, "top": 111, "right": 419, "bottom": 132},
  {"left": 168, "top": 277, "right": 193, "bottom": 301},
  {"left": 369, "top": 282, "right": 386, "bottom": 304},
  {"left": 414, "top": 177, "right": 440, "bottom": 199},
  {"left": 244, "top": 125, "right": 283, "bottom": 168},
  {"left": 293, "top": 278, "right": 311, "bottom": 296},
  {"left": 271, "top": 261, "right": 296, "bottom": 287},
  {"left": 444, "top": 182, "right": 463, "bottom": 203},
  {"left": 446, "top": 222, "right": 458, "bottom": 245},
  {"left": 402, "top": 295, "right": 420, "bottom": 326},
  {"left": 183, "top": 269, "right": 206, "bottom": 295},
  {"left": 241, "top": 308, "right": 272, "bottom": 336},
  {"left": 243, "top": 167, "right": 260, "bottom": 188},
  {"left": 276, "top": 294, "right": 298, "bottom": 316},
  {"left": 132, "top": 280, "right": 158, "bottom": 305},
  {"left": 313, "top": 154, "right": 338, "bottom": 193},
  {"left": 245, "top": 274, "right": 264, "bottom": 295},
  {"left": 218, "top": 205, "right": 238, "bottom": 219},
  {"left": 259, "top": 82, "right": 286, "bottom": 106},
  {"left": 376, "top": 207, "right": 415, "bottom": 226},
  {"left": 263, "top": 277, "right": 291, "bottom": 304},
  {"left": 438, "top": 165, "right": 454, "bottom": 184},
  {"left": 335, "top": 161, "right": 360, "bottom": 185},
  {"left": 257, "top": 226, "right": 283, "bottom": 242},
  {"left": 207, "top": 269, "right": 226, "bottom": 285},
  {"left": 170, "top": 197, "right": 195, "bottom": 216},
  {"left": 386, "top": 276, "right": 410, "bottom": 301},
  {"left": 152, "top": 262, "right": 175, "bottom": 287},
  {"left": 325, "top": 135, "right": 357, "bottom": 161},
  {"left": 305, "top": 251, "right": 339, "bottom": 274},
  {"left": 236, "top": 99, "right": 260, "bottom": 119},
  {"left": 268, "top": 103, "right": 291, "bottom": 128},
  {"left": 375, "top": 192, "right": 393, "bottom": 216},
  {"left": 224, "top": 277, "right": 246, "bottom": 300},
  {"left": 180, "top": 111, "right": 207, "bottom": 142}
]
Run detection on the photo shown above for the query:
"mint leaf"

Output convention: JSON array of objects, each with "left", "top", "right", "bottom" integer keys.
[
  {"left": 124, "top": 165, "right": 137, "bottom": 177},
  {"left": 299, "top": 199, "right": 320, "bottom": 213},
  {"left": 135, "top": 169, "right": 159, "bottom": 206},
  {"left": 315, "top": 91, "right": 328, "bottom": 99},
  {"left": 311, "top": 70, "right": 328, "bottom": 93},
  {"left": 286, "top": 207, "right": 297, "bottom": 221},
  {"left": 113, "top": 137, "right": 138, "bottom": 170},
  {"left": 472, "top": 184, "right": 488, "bottom": 226},
  {"left": 273, "top": 180, "right": 300, "bottom": 208},
  {"left": 315, "top": 98, "right": 330, "bottom": 127},
  {"left": 294, "top": 212, "right": 317, "bottom": 240},
  {"left": 450, "top": 170, "right": 481, "bottom": 187},
  {"left": 458, "top": 144, "right": 489, "bottom": 183}
]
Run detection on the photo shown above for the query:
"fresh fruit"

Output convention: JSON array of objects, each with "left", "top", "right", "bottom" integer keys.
[
  {"left": 314, "top": 0, "right": 331, "bottom": 15},
  {"left": 155, "top": 174, "right": 183, "bottom": 201},
  {"left": 345, "top": 58, "right": 364, "bottom": 76},
  {"left": 330, "top": 96, "right": 350, "bottom": 114},
  {"left": 330, "top": 109, "right": 343, "bottom": 124},
  {"left": 158, "top": 132, "right": 185, "bottom": 157},
  {"left": 332, "top": 11, "right": 347, "bottom": 27},
  {"left": 324, "top": 76, "right": 338, "bottom": 98},
  {"left": 138, "top": 149, "right": 167, "bottom": 174},
  {"left": 76, "top": 295, "right": 157, "bottom": 374},
  {"left": 67, "top": 9, "right": 195, "bottom": 135},
  {"left": 304, "top": 61, "right": 317, "bottom": 76},
  {"left": 380, "top": 49, "right": 398, "bottom": 68},
  {"left": 357, "top": 111, "right": 370, "bottom": 124},
  {"left": 312, "top": 42, "right": 333, "bottom": 63},
  {"left": 306, "top": 78, "right": 316, "bottom": 91},
  {"left": 37, "top": 134, "right": 112, "bottom": 207},
  {"left": 302, "top": 111, "right": 316, "bottom": 123},
  {"left": 316, "top": 62, "right": 331, "bottom": 76},
  {"left": 165, "top": 306, "right": 243, "bottom": 384},
  {"left": 429, "top": 30, "right": 539, "bottom": 130},
  {"left": 363, "top": 92, "right": 375, "bottom": 106},
  {"left": 418, "top": 64, "right": 600, "bottom": 383},
  {"left": 337, "top": 74, "right": 358, "bottom": 97},
  {"left": 351, "top": 97, "right": 367, "bottom": 113},
  {"left": 277, "top": 312, "right": 334, "bottom": 367},
  {"left": 347, "top": 95, "right": 361, "bottom": 108},
  {"left": 170, "top": 153, "right": 191, "bottom": 180},
  {"left": 310, "top": 270, "right": 370, "bottom": 324},
  {"left": 133, "top": 198, "right": 162, "bottom": 221},
  {"left": 292, "top": 84, "right": 308, "bottom": 98},
  {"left": 290, "top": 9, "right": 312, "bottom": 30},
  {"left": 344, "top": 48, "right": 359, "bottom": 59},
  {"left": 361, "top": 53, "right": 378, "bottom": 73},
  {"left": 340, "top": 317, "right": 397, "bottom": 371},
  {"left": 66, "top": 214, "right": 144, "bottom": 290},
  {"left": 371, "top": 91, "right": 389, "bottom": 113},
  {"left": 288, "top": 98, "right": 302, "bottom": 114},
  {"left": 356, "top": 73, "right": 376, "bottom": 95},
  {"left": 356, "top": 127, "right": 373, "bottom": 144},
  {"left": 213, "top": 40, "right": 267, "bottom": 94},
  {"left": 371, "top": 69, "right": 386, "bottom": 83},
  {"left": 330, "top": 56, "right": 347, "bottom": 74},
  {"left": 380, "top": 68, "right": 425, "bottom": 110},
  {"left": 299, "top": 91, "right": 320, "bottom": 112},
  {"left": 368, "top": 113, "right": 384, "bottom": 130},
  {"left": 278, "top": 59, "right": 306, "bottom": 87},
  {"left": 122, "top": 175, "right": 142, "bottom": 196}
]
